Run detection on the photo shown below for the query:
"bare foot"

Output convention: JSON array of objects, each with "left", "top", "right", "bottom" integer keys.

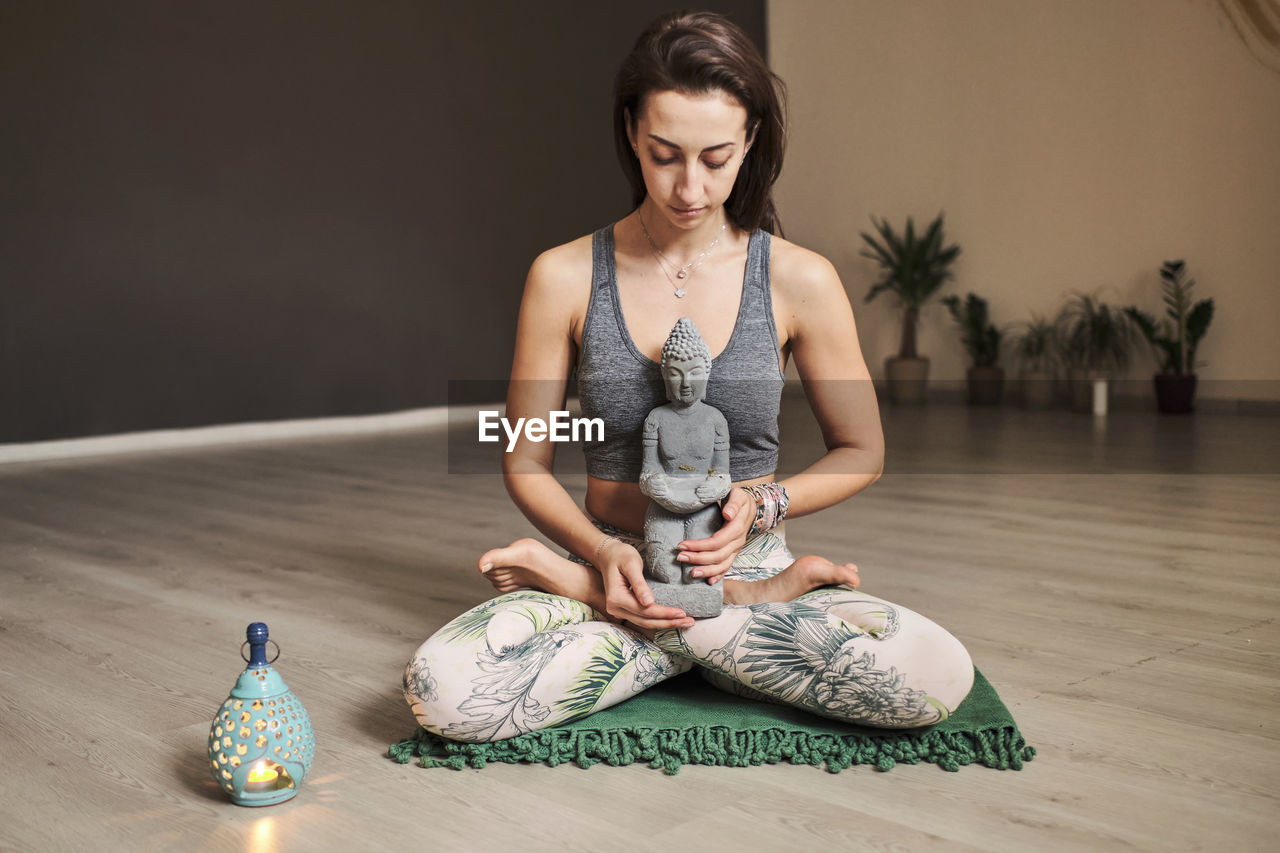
[
  {"left": 478, "top": 538, "right": 604, "bottom": 608},
  {"left": 723, "top": 555, "right": 860, "bottom": 606}
]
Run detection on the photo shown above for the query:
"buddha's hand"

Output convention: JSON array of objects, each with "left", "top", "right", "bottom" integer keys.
[
  {"left": 639, "top": 470, "right": 670, "bottom": 501},
  {"left": 695, "top": 472, "right": 732, "bottom": 503},
  {"left": 677, "top": 486, "right": 755, "bottom": 586},
  {"left": 596, "top": 538, "right": 694, "bottom": 630}
]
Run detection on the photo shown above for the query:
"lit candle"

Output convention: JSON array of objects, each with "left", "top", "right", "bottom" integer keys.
[{"left": 244, "top": 761, "right": 280, "bottom": 792}]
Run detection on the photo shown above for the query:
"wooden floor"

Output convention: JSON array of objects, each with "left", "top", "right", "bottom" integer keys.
[{"left": 1, "top": 399, "right": 1277, "bottom": 852}]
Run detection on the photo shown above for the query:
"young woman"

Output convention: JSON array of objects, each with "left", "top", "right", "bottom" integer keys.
[{"left": 403, "top": 11, "right": 973, "bottom": 742}]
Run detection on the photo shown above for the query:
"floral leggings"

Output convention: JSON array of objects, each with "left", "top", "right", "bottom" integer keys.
[{"left": 403, "top": 527, "right": 974, "bottom": 742}]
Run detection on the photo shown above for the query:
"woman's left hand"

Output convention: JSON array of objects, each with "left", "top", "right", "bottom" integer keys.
[{"left": 678, "top": 487, "right": 756, "bottom": 585}]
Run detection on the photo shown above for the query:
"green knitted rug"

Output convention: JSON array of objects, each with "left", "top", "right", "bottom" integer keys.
[{"left": 389, "top": 669, "right": 1034, "bottom": 775}]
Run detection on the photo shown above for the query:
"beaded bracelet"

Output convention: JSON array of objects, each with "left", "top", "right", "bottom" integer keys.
[{"left": 740, "top": 482, "right": 789, "bottom": 533}]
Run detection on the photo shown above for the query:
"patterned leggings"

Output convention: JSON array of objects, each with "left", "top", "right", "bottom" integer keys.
[{"left": 403, "top": 529, "right": 974, "bottom": 742}]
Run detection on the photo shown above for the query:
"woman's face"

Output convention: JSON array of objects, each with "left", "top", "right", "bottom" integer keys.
[{"left": 629, "top": 89, "right": 752, "bottom": 231}]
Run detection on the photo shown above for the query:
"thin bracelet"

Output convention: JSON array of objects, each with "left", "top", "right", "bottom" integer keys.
[{"left": 594, "top": 535, "right": 618, "bottom": 558}]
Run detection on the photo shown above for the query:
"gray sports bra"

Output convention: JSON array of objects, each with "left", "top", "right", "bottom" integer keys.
[{"left": 576, "top": 223, "right": 785, "bottom": 482}]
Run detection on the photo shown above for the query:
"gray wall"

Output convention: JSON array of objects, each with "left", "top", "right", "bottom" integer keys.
[{"left": 0, "top": 1, "right": 765, "bottom": 442}]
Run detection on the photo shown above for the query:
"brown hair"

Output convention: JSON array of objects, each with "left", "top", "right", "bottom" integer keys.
[{"left": 613, "top": 10, "right": 787, "bottom": 235}]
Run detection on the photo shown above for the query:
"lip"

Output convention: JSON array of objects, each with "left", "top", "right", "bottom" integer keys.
[{"left": 671, "top": 206, "right": 704, "bottom": 218}]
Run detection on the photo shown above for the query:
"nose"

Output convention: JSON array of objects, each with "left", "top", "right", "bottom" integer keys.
[{"left": 675, "top": 162, "right": 701, "bottom": 204}]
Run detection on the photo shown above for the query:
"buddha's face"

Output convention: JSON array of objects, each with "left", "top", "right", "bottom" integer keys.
[{"left": 662, "top": 356, "right": 710, "bottom": 407}]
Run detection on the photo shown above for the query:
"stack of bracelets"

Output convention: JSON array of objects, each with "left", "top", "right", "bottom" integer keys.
[{"left": 739, "top": 482, "right": 789, "bottom": 533}]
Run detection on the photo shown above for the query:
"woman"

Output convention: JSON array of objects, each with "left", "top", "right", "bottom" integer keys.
[{"left": 403, "top": 11, "right": 973, "bottom": 742}]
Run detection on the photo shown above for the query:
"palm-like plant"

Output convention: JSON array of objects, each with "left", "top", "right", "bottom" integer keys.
[
  {"left": 860, "top": 213, "right": 961, "bottom": 359},
  {"left": 1056, "top": 292, "right": 1136, "bottom": 376},
  {"left": 1123, "top": 260, "right": 1214, "bottom": 377},
  {"left": 941, "top": 293, "right": 1002, "bottom": 368},
  {"left": 1011, "top": 313, "right": 1059, "bottom": 375}
]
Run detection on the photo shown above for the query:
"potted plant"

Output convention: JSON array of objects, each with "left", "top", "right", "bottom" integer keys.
[
  {"left": 1010, "top": 312, "right": 1059, "bottom": 409},
  {"left": 861, "top": 212, "right": 961, "bottom": 404},
  {"left": 1056, "top": 292, "right": 1136, "bottom": 415},
  {"left": 1124, "top": 260, "right": 1214, "bottom": 414},
  {"left": 941, "top": 292, "right": 1004, "bottom": 404}
]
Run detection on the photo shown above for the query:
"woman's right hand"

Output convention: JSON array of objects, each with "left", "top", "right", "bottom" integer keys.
[{"left": 596, "top": 539, "right": 695, "bottom": 630}]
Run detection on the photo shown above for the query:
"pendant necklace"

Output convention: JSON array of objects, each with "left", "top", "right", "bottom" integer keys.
[{"left": 638, "top": 211, "right": 726, "bottom": 298}]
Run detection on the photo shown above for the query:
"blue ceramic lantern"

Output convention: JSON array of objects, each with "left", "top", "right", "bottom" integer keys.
[{"left": 207, "top": 623, "right": 315, "bottom": 806}]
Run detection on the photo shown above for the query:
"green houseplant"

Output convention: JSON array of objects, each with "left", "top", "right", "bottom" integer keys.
[
  {"left": 941, "top": 292, "right": 1004, "bottom": 404},
  {"left": 860, "top": 212, "right": 961, "bottom": 404},
  {"left": 1010, "top": 313, "right": 1059, "bottom": 409},
  {"left": 1123, "top": 260, "right": 1214, "bottom": 414},
  {"left": 1056, "top": 292, "right": 1136, "bottom": 414}
]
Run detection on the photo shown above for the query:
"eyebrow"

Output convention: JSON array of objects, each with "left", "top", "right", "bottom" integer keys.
[{"left": 647, "top": 134, "right": 736, "bottom": 154}]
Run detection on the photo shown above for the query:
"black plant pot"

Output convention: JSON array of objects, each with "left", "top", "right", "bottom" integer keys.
[{"left": 1154, "top": 374, "right": 1196, "bottom": 414}]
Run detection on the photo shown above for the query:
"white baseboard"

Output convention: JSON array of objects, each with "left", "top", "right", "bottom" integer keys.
[{"left": 0, "top": 405, "right": 473, "bottom": 465}]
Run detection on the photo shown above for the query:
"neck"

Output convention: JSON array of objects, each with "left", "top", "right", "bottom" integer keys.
[{"left": 637, "top": 199, "right": 730, "bottom": 256}]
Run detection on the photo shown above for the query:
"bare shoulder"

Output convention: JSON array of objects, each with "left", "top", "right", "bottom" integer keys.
[
  {"left": 526, "top": 232, "right": 594, "bottom": 298},
  {"left": 767, "top": 234, "right": 850, "bottom": 320}
]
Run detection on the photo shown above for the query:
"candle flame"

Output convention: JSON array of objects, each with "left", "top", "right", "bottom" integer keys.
[{"left": 247, "top": 761, "right": 279, "bottom": 784}]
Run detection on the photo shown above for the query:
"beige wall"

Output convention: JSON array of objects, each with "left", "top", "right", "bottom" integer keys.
[{"left": 768, "top": 0, "right": 1280, "bottom": 398}]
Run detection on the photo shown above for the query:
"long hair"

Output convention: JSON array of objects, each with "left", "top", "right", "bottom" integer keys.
[{"left": 613, "top": 10, "right": 787, "bottom": 236}]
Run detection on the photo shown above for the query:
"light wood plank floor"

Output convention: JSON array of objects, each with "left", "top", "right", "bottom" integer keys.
[{"left": 1, "top": 400, "right": 1277, "bottom": 852}]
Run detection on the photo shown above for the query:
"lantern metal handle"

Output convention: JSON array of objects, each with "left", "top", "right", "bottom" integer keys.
[{"left": 241, "top": 640, "right": 281, "bottom": 665}]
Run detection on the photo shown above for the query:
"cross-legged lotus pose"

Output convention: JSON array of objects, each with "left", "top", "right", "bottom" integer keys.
[{"left": 403, "top": 11, "right": 974, "bottom": 743}]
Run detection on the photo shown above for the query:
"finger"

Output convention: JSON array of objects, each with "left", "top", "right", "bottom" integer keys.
[
  {"left": 693, "top": 560, "right": 732, "bottom": 583},
  {"left": 679, "top": 524, "right": 744, "bottom": 553},
  {"left": 612, "top": 602, "right": 693, "bottom": 630},
  {"left": 684, "top": 547, "right": 734, "bottom": 570},
  {"left": 722, "top": 490, "right": 752, "bottom": 520},
  {"left": 619, "top": 564, "right": 654, "bottom": 606},
  {"left": 627, "top": 614, "right": 696, "bottom": 630}
]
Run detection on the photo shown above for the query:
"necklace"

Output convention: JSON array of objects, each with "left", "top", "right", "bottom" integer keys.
[{"left": 638, "top": 211, "right": 726, "bottom": 298}]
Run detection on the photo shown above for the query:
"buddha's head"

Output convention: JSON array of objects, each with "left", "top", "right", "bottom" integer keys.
[{"left": 660, "top": 318, "right": 712, "bottom": 408}]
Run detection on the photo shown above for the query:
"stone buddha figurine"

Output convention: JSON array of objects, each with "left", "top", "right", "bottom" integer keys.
[{"left": 640, "top": 318, "right": 732, "bottom": 618}]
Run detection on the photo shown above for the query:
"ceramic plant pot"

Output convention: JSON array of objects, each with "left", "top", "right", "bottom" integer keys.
[
  {"left": 1020, "top": 370, "right": 1055, "bottom": 410},
  {"left": 966, "top": 365, "right": 1004, "bottom": 405},
  {"left": 884, "top": 356, "right": 929, "bottom": 404}
]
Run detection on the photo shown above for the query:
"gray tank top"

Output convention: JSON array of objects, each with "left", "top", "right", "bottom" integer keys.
[{"left": 576, "top": 223, "right": 784, "bottom": 482}]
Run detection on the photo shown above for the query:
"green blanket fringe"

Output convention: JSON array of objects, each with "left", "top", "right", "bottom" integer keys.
[{"left": 388, "top": 723, "right": 1035, "bottom": 776}]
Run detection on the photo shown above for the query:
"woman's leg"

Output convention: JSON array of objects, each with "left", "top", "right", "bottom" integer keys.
[
  {"left": 403, "top": 589, "right": 692, "bottom": 742},
  {"left": 656, "top": 587, "right": 974, "bottom": 728}
]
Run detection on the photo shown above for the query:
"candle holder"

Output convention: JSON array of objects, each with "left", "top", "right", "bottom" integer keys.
[{"left": 207, "top": 622, "right": 315, "bottom": 806}]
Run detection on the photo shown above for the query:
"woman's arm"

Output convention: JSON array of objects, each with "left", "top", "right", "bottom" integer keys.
[
  {"left": 773, "top": 242, "right": 885, "bottom": 517},
  {"left": 677, "top": 242, "right": 884, "bottom": 580},
  {"left": 501, "top": 243, "right": 693, "bottom": 629}
]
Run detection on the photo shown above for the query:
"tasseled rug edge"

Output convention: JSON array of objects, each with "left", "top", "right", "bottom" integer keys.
[{"left": 388, "top": 725, "right": 1036, "bottom": 775}]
